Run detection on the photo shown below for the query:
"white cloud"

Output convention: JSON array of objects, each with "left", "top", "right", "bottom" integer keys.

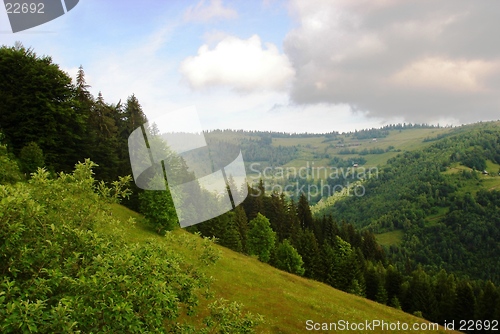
[
  {"left": 180, "top": 35, "right": 295, "bottom": 92},
  {"left": 184, "top": 0, "right": 238, "bottom": 23},
  {"left": 390, "top": 57, "right": 499, "bottom": 93}
]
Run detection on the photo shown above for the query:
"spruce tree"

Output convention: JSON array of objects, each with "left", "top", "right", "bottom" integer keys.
[
  {"left": 454, "top": 281, "right": 476, "bottom": 322},
  {"left": 297, "top": 193, "right": 313, "bottom": 230}
]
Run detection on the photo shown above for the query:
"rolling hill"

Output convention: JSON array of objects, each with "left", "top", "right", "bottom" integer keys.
[{"left": 108, "top": 204, "right": 456, "bottom": 333}]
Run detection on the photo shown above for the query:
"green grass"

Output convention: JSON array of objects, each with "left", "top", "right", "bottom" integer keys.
[
  {"left": 107, "top": 204, "right": 457, "bottom": 333},
  {"left": 210, "top": 127, "right": 454, "bottom": 172},
  {"left": 375, "top": 230, "right": 404, "bottom": 247},
  {"left": 441, "top": 161, "right": 500, "bottom": 196}
]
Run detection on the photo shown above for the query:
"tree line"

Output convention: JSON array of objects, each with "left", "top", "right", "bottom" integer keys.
[
  {"left": 317, "top": 123, "right": 500, "bottom": 284},
  {"left": 168, "top": 183, "right": 500, "bottom": 328},
  {"left": 0, "top": 44, "right": 148, "bottom": 209}
]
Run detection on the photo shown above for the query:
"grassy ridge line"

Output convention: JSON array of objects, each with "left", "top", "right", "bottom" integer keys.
[{"left": 109, "top": 204, "right": 458, "bottom": 333}]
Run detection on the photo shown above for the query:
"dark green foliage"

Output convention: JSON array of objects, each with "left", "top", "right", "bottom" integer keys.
[
  {"left": 405, "top": 268, "right": 438, "bottom": 321},
  {"left": 476, "top": 281, "right": 498, "bottom": 321},
  {"left": 0, "top": 45, "right": 151, "bottom": 210},
  {"left": 461, "top": 148, "right": 487, "bottom": 170},
  {"left": 215, "top": 212, "right": 243, "bottom": 253},
  {"left": 0, "top": 137, "right": 22, "bottom": 184},
  {"left": 247, "top": 213, "right": 276, "bottom": 263},
  {"left": 318, "top": 236, "right": 365, "bottom": 295},
  {"left": 296, "top": 229, "right": 321, "bottom": 280},
  {"left": 18, "top": 141, "right": 44, "bottom": 174},
  {"left": 297, "top": 193, "right": 313, "bottom": 230},
  {"left": 273, "top": 239, "right": 305, "bottom": 276},
  {"left": 233, "top": 205, "right": 249, "bottom": 252},
  {"left": 454, "top": 281, "right": 476, "bottom": 321},
  {"left": 318, "top": 123, "right": 500, "bottom": 283},
  {"left": 139, "top": 181, "right": 179, "bottom": 234},
  {"left": 385, "top": 265, "right": 403, "bottom": 307},
  {"left": 0, "top": 45, "right": 85, "bottom": 172}
]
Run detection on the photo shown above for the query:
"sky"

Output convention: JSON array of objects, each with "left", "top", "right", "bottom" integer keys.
[{"left": 1, "top": 0, "right": 500, "bottom": 134}]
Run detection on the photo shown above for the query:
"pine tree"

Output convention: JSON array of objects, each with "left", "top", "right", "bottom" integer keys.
[
  {"left": 476, "top": 281, "right": 498, "bottom": 320},
  {"left": 88, "top": 92, "right": 120, "bottom": 181},
  {"left": 124, "top": 94, "right": 148, "bottom": 133},
  {"left": 297, "top": 229, "right": 321, "bottom": 280},
  {"left": 297, "top": 193, "right": 313, "bottom": 230},
  {"left": 0, "top": 45, "right": 86, "bottom": 172},
  {"left": 215, "top": 212, "right": 242, "bottom": 252},
  {"left": 454, "top": 281, "right": 476, "bottom": 321},
  {"left": 266, "top": 191, "right": 288, "bottom": 241},
  {"left": 385, "top": 265, "right": 403, "bottom": 304},
  {"left": 233, "top": 205, "right": 248, "bottom": 252},
  {"left": 433, "top": 270, "right": 456, "bottom": 324},
  {"left": 408, "top": 267, "right": 439, "bottom": 322}
]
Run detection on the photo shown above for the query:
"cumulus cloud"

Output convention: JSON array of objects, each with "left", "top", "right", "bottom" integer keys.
[
  {"left": 184, "top": 0, "right": 238, "bottom": 23},
  {"left": 180, "top": 35, "right": 295, "bottom": 92},
  {"left": 284, "top": 0, "right": 500, "bottom": 123}
]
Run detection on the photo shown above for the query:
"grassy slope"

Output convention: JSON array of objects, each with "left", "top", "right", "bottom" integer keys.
[
  {"left": 108, "top": 204, "right": 457, "bottom": 333},
  {"left": 375, "top": 230, "right": 405, "bottom": 248}
]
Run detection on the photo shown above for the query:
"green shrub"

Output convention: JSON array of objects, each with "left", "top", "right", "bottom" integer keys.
[{"left": 0, "top": 160, "right": 261, "bottom": 333}]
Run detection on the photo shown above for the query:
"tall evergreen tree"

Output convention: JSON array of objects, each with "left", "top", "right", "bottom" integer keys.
[
  {"left": 476, "top": 281, "right": 498, "bottom": 320},
  {"left": 454, "top": 281, "right": 476, "bottom": 321},
  {"left": 297, "top": 193, "right": 313, "bottom": 230},
  {"left": 215, "top": 212, "right": 242, "bottom": 252},
  {"left": 297, "top": 229, "right": 321, "bottom": 280},
  {"left": 433, "top": 270, "right": 456, "bottom": 324},
  {"left": 408, "top": 267, "right": 439, "bottom": 321},
  {"left": 266, "top": 191, "right": 288, "bottom": 241},
  {"left": 233, "top": 205, "right": 249, "bottom": 252},
  {"left": 0, "top": 45, "right": 86, "bottom": 172}
]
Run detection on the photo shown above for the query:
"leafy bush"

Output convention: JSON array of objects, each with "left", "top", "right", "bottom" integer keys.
[
  {"left": 18, "top": 142, "right": 44, "bottom": 174},
  {"left": 0, "top": 160, "right": 261, "bottom": 333},
  {"left": 0, "top": 138, "right": 22, "bottom": 184},
  {"left": 246, "top": 214, "right": 276, "bottom": 263},
  {"left": 273, "top": 240, "right": 305, "bottom": 276}
]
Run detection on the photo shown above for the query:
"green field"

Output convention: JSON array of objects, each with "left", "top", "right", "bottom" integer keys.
[
  {"left": 375, "top": 230, "right": 405, "bottom": 247},
  {"left": 107, "top": 204, "right": 456, "bottom": 333},
  {"left": 215, "top": 127, "right": 456, "bottom": 181}
]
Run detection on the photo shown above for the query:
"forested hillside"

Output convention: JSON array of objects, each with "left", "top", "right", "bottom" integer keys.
[
  {"left": 0, "top": 44, "right": 147, "bottom": 209},
  {"left": 2, "top": 43, "right": 499, "bottom": 332},
  {"left": 314, "top": 122, "right": 500, "bottom": 283}
]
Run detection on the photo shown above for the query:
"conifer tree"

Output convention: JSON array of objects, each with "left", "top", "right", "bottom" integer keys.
[
  {"left": 476, "top": 281, "right": 498, "bottom": 320},
  {"left": 297, "top": 229, "right": 321, "bottom": 280},
  {"left": 0, "top": 45, "right": 86, "bottom": 172},
  {"left": 433, "top": 270, "right": 456, "bottom": 324},
  {"left": 216, "top": 212, "right": 243, "bottom": 252},
  {"left": 454, "top": 281, "right": 476, "bottom": 322},
  {"left": 297, "top": 193, "right": 313, "bottom": 230},
  {"left": 233, "top": 205, "right": 249, "bottom": 252}
]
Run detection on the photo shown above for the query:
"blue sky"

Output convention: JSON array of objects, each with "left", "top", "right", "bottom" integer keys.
[{"left": 2, "top": 0, "right": 500, "bottom": 133}]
